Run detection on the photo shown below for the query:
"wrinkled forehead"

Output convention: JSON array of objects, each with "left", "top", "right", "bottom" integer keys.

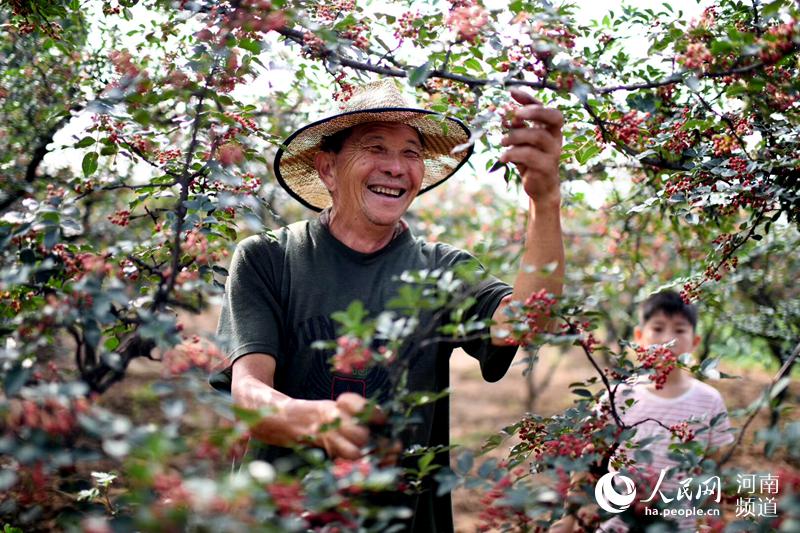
[{"left": 348, "top": 121, "right": 423, "bottom": 146}]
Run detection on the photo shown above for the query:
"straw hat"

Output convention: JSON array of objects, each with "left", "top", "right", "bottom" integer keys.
[{"left": 273, "top": 78, "right": 473, "bottom": 212}]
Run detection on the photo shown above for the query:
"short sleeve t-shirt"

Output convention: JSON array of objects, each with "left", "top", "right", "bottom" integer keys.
[
  {"left": 600, "top": 378, "right": 735, "bottom": 532},
  {"left": 613, "top": 378, "right": 734, "bottom": 471},
  {"left": 210, "top": 217, "right": 518, "bottom": 532}
]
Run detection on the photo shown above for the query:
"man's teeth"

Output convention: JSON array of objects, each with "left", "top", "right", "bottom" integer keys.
[{"left": 369, "top": 185, "right": 404, "bottom": 197}]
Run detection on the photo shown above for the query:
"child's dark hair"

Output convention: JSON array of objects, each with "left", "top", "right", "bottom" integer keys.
[{"left": 640, "top": 290, "right": 698, "bottom": 329}]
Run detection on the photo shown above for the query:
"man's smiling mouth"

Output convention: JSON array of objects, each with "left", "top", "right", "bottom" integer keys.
[{"left": 367, "top": 185, "right": 406, "bottom": 198}]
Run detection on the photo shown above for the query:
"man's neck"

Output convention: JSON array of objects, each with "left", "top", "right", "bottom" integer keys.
[{"left": 322, "top": 208, "right": 402, "bottom": 254}]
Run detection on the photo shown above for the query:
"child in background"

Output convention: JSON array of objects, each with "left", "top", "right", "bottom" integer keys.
[{"left": 551, "top": 290, "right": 735, "bottom": 532}]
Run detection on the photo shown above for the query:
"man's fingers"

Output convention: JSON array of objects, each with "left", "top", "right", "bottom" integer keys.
[
  {"left": 338, "top": 421, "right": 370, "bottom": 448},
  {"left": 323, "top": 433, "right": 363, "bottom": 460},
  {"left": 499, "top": 145, "right": 550, "bottom": 166},
  {"left": 501, "top": 128, "right": 559, "bottom": 153},
  {"left": 336, "top": 392, "right": 368, "bottom": 415},
  {"left": 512, "top": 106, "right": 564, "bottom": 134},
  {"left": 510, "top": 87, "right": 541, "bottom": 106}
]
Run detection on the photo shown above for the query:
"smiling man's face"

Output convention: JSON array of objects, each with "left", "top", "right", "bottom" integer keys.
[{"left": 316, "top": 122, "right": 426, "bottom": 231}]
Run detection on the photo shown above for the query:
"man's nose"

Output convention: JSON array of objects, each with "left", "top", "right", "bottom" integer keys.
[{"left": 377, "top": 151, "right": 405, "bottom": 176}]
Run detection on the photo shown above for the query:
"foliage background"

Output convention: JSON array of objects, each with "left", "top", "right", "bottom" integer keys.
[{"left": 1, "top": 0, "right": 799, "bottom": 531}]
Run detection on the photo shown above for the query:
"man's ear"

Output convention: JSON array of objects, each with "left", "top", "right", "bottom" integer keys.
[{"left": 314, "top": 151, "right": 336, "bottom": 193}]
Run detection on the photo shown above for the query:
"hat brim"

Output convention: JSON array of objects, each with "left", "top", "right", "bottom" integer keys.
[{"left": 273, "top": 107, "right": 473, "bottom": 212}]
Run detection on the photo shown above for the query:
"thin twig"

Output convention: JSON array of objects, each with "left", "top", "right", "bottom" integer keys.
[
  {"left": 693, "top": 92, "right": 754, "bottom": 161},
  {"left": 155, "top": 86, "right": 209, "bottom": 309},
  {"left": 718, "top": 338, "right": 800, "bottom": 466}
]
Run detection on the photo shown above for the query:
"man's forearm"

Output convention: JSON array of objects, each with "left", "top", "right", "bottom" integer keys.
[
  {"left": 232, "top": 374, "right": 323, "bottom": 447},
  {"left": 511, "top": 196, "right": 565, "bottom": 301},
  {"left": 492, "top": 195, "right": 565, "bottom": 343}
]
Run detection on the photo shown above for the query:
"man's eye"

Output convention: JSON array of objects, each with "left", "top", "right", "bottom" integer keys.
[
  {"left": 366, "top": 145, "right": 385, "bottom": 153},
  {"left": 405, "top": 150, "right": 421, "bottom": 158}
]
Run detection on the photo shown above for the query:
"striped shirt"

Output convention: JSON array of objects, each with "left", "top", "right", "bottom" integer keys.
[{"left": 600, "top": 377, "right": 735, "bottom": 532}]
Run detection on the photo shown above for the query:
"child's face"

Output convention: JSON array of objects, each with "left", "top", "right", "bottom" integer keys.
[{"left": 634, "top": 311, "right": 700, "bottom": 356}]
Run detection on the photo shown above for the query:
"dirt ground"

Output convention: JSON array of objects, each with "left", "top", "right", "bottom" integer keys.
[{"left": 449, "top": 345, "right": 799, "bottom": 532}]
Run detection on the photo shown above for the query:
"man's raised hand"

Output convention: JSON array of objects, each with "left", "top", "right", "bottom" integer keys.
[{"left": 498, "top": 88, "right": 564, "bottom": 205}]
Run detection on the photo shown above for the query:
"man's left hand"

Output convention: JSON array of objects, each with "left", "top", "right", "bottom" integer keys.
[{"left": 498, "top": 88, "right": 564, "bottom": 204}]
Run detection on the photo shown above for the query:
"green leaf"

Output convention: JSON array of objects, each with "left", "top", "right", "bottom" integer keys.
[
  {"left": 418, "top": 450, "right": 435, "bottom": 471},
  {"left": 100, "top": 144, "right": 118, "bottom": 156},
  {"left": 238, "top": 38, "right": 262, "bottom": 54},
  {"left": 464, "top": 58, "right": 482, "bottom": 72},
  {"left": 576, "top": 143, "right": 600, "bottom": 165},
  {"left": 408, "top": 61, "right": 432, "bottom": 86},
  {"left": 762, "top": 0, "right": 787, "bottom": 17},
  {"left": 232, "top": 405, "right": 274, "bottom": 426},
  {"left": 4, "top": 364, "right": 32, "bottom": 396},
  {"left": 44, "top": 225, "right": 59, "bottom": 248},
  {"left": 456, "top": 451, "right": 474, "bottom": 473},
  {"left": 330, "top": 300, "right": 370, "bottom": 334},
  {"left": 74, "top": 136, "right": 96, "bottom": 148},
  {"left": 333, "top": 14, "right": 357, "bottom": 31},
  {"left": 82, "top": 152, "right": 98, "bottom": 177}
]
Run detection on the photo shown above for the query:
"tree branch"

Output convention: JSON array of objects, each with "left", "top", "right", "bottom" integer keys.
[
  {"left": 718, "top": 337, "right": 800, "bottom": 466},
  {"left": 0, "top": 106, "right": 82, "bottom": 212}
]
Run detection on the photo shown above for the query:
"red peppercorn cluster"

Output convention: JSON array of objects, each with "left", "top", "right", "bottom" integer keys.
[
  {"left": 331, "top": 336, "right": 374, "bottom": 374},
  {"left": 109, "top": 49, "right": 140, "bottom": 78},
  {"left": 333, "top": 72, "right": 356, "bottom": 104},
  {"left": 759, "top": 20, "right": 797, "bottom": 64},
  {"left": 163, "top": 335, "right": 225, "bottom": 375},
  {"left": 664, "top": 175, "right": 694, "bottom": 198},
  {"left": 217, "top": 143, "right": 245, "bottom": 167},
  {"left": 669, "top": 421, "right": 696, "bottom": 443},
  {"left": 313, "top": 0, "right": 356, "bottom": 23},
  {"left": 712, "top": 134, "right": 737, "bottom": 156},
  {"left": 340, "top": 23, "right": 370, "bottom": 50},
  {"left": 680, "top": 42, "right": 713, "bottom": 71},
  {"left": 56, "top": 247, "right": 114, "bottom": 280},
  {"left": 225, "top": 112, "right": 257, "bottom": 132},
  {"left": 635, "top": 344, "right": 677, "bottom": 389},
  {"left": 477, "top": 468, "right": 532, "bottom": 532},
  {"left": 447, "top": 4, "right": 489, "bottom": 43},
  {"left": 220, "top": 0, "right": 287, "bottom": 37},
  {"left": 663, "top": 112, "right": 696, "bottom": 153},
  {"left": 425, "top": 77, "right": 477, "bottom": 108},
  {"left": 267, "top": 481, "right": 306, "bottom": 516},
  {"left": 108, "top": 209, "right": 131, "bottom": 227},
  {"left": 524, "top": 289, "right": 557, "bottom": 322},
  {"left": 394, "top": 11, "right": 422, "bottom": 41},
  {"left": 599, "top": 110, "right": 647, "bottom": 146},
  {"left": 6, "top": 395, "right": 90, "bottom": 437},
  {"left": 302, "top": 31, "right": 326, "bottom": 58}
]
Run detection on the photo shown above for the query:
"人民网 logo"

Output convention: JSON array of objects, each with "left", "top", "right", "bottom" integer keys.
[{"left": 595, "top": 472, "right": 637, "bottom": 514}]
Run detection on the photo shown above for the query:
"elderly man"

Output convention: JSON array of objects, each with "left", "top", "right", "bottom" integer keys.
[{"left": 211, "top": 79, "right": 564, "bottom": 531}]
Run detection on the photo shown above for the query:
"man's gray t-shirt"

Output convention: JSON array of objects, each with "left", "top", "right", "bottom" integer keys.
[{"left": 211, "top": 217, "right": 517, "bottom": 532}]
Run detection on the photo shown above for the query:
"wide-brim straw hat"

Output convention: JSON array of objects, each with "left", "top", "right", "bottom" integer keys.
[{"left": 273, "top": 78, "right": 473, "bottom": 212}]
